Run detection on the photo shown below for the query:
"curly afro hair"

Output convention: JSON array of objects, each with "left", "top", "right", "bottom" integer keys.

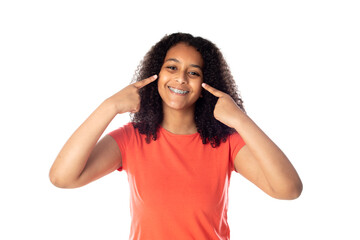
[{"left": 131, "top": 32, "right": 245, "bottom": 147}]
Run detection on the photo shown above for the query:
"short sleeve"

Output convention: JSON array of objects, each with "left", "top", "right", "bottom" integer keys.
[
  {"left": 229, "top": 132, "right": 246, "bottom": 172},
  {"left": 107, "top": 123, "right": 134, "bottom": 171}
]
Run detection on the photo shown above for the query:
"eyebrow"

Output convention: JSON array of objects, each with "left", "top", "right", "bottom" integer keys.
[{"left": 165, "top": 58, "right": 202, "bottom": 70}]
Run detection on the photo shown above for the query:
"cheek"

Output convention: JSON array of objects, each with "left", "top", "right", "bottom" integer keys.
[
  {"left": 157, "top": 75, "right": 167, "bottom": 99},
  {"left": 157, "top": 72, "right": 173, "bottom": 94},
  {"left": 192, "top": 82, "right": 203, "bottom": 95},
  {"left": 157, "top": 71, "right": 168, "bottom": 84},
  {"left": 157, "top": 75, "right": 166, "bottom": 89}
]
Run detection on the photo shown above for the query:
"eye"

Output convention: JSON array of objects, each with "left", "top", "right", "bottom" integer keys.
[
  {"left": 166, "top": 66, "right": 177, "bottom": 71},
  {"left": 189, "top": 71, "right": 200, "bottom": 76}
]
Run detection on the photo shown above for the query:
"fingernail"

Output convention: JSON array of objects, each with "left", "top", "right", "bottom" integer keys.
[
  {"left": 202, "top": 83, "right": 206, "bottom": 87},
  {"left": 153, "top": 74, "right": 158, "bottom": 79}
]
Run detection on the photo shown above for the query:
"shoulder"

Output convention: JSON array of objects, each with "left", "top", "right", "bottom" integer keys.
[
  {"left": 107, "top": 122, "right": 139, "bottom": 149},
  {"left": 227, "top": 131, "right": 246, "bottom": 159},
  {"left": 228, "top": 131, "right": 245, "bottom": 144},
  {"left": 108, "top": 122, "right": 135, "bottom": 138}
]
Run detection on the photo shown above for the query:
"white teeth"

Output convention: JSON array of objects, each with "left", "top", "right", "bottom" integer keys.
[{"left": 168, "top": 86, "right": 189, "bottom": 94}]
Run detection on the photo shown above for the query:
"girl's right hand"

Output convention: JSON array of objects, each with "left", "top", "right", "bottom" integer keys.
[
  {"left": 49, "top": 74, "right": 158, "bottom": 188},
  {"left": 107, "top": 75, "right": 158, "bottom": 114}
]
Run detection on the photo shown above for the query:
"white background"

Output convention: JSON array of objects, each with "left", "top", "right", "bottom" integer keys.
[{"left": 1, "top": 0, "right": 359, "bottom": 239}]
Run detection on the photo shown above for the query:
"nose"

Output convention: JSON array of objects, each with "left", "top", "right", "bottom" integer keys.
[{"left": 175, "top": 71, "right": 188, "bottom": 84}]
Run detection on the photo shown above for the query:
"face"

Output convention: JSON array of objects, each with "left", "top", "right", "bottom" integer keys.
[{"left": 158, "top": 43, "right": 204, "bottom": 112}]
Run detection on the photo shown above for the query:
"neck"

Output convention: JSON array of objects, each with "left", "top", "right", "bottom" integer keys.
[{"left": 161, "top": 107, "right": 197, "bottom": 135}]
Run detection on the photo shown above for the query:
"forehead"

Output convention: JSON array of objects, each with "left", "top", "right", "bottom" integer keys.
[{"left": 164, "top": 43, "right": 204, "bottom": 67}]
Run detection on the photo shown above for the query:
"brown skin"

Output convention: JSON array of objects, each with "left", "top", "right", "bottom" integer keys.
[
  {"left": 50, "top": 43, "right": 302, "bottom": 200},
  {"left": 158, "top": 43, "right": 204, "bottom": 134},
  {"left": 49, "top": 75, "right": 157, "bottom": 188},
  {"left": 202, "top": 83, "right": 303, "bottom": 199}
]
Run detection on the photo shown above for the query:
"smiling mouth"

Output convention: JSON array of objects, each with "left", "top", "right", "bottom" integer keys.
[{"left": 168, "top": 86, "right": 189, "bottom": 95}]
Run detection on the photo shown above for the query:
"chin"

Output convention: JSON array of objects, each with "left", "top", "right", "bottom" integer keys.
[{"left": 163, "top": 101, "right": 195, "bottom": 112}]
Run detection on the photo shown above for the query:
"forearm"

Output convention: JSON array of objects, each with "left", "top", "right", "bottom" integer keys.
[
  {"left": 49, "top": 99, "right": 117, "bottom": 186},
  {"left": 201, "top": 83, "right": 302, "bottom": 198},
  {"left": 233, "top": 110, "right": 302, "bottom": 198}
]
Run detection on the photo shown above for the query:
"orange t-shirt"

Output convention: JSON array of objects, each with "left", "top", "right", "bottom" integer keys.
[{"left": 108, "top": 123, "right": 245, "bottom": 240}]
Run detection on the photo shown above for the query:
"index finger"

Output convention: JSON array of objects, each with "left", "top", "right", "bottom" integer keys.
[
  {"left": 202, "top": 83, "right": 224, "bottom": 97},
  {"left": 134, "top": 75, "right": 158, "bottom": 89}
]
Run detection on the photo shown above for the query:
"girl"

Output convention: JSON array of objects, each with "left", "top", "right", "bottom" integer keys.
[{"left": 50, "top": 33, "right": 302, "bottom": 239}]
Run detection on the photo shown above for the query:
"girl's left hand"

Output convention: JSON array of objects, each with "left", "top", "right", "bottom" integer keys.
[{"left": 202, "top": 83, "right": 244, "bottom": 128}]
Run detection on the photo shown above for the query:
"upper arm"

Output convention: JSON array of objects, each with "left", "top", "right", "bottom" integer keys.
[
  {"left": 75, "top": 134, "right": 122, "bottom": 187},
  {"left": 234, "top": 145, "right": 273, "bottom": 196}
]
